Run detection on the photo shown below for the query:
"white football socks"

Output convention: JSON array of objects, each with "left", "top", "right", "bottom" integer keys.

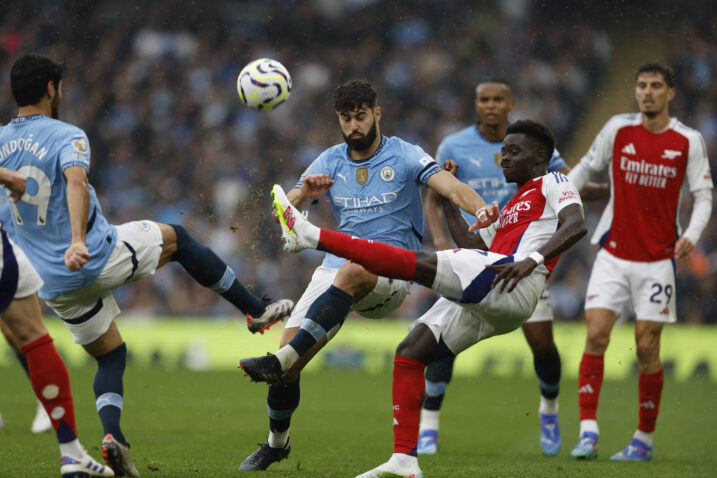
[
  {"left": 268, "top": 430, "right": 289, "bottom": 449},
  {"left": 419, "top": 409, "right": 440, "bottom": 432},
  {"left": 579, "top": 419, "right": 599, "bottom": 436},
  {"left": 634, "top": 429, "right": 653, "bottom": 447},
  {"left": 275, "top": 345, "right": 300, "bottom": 372},
  {"left": 539, "top": 396, "right": 559, "bottom": 416},
  {"left": 59, "top": 438, "right": 84, "bottom": 459}
]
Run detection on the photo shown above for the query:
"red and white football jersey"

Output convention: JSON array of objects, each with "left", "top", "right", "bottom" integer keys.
[
  {"left": 485, "top": 171, "right": 583, "bottom": 273},
  {"left": 580, "top": 114, "right": 713, "bottom": 262}
]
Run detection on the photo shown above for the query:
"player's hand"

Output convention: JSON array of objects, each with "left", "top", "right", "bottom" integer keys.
[
  {"left": 674, "top": 237, "right": 694, "bottom": 258},
  {"left": 1, "top": 170, "right": 26, "bottom": 202},
  {"left": 301, "top": 174, "right": 335, "bottom": 198},
  {"left": 469, "top": 201, "right": 499, "bottom": 232},
  {"left": 442, "top": 160, "right": 458, "bottom": 176},
  {"left": 64, "top": 242, "right": 90, "bottom": 271},
  {"left": 485, "top": 258, "right": 537, "bottom": 294}
]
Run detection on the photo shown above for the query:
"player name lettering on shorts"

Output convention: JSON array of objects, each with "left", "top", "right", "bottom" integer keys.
[{"left": 0, "top": 134, "right": 49, "bottom": 162}]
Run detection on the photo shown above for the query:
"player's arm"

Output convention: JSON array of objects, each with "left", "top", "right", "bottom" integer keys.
[
  {"left": 488, "top": 203, "right": 587, "bottom": 293},
  {"left": 0, "top": 167, "right": 26, "bottom": 202},
  {"left": 64, "top": 166, "right": 91, "bottom": 271},
  {"left": 286, "top": 174, "right": 335, "bottom": 210},
  {"left": 426, "top": 170, "right": 498, "bottom": 230},
  {"left": 424, "top": 188, "right": 452, "bottom": 251},
  {"left": 439, "top": 195, "right": 488, "bottom": 250}
]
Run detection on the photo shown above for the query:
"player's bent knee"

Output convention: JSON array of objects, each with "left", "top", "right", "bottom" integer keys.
[
  {"left": 334, "top": 262, "right": 377, "bottom": 297},
  {"left": 396, "top": 324, "right": 438, "bottom": 364}
]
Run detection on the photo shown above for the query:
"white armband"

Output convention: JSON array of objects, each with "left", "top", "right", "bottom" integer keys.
[{"left": 528, "top": 251, "right": 545, "bottom": 265}]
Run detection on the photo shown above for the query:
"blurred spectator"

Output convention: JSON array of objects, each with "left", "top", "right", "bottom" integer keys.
[{"left": 0, "top": 0, "right": 709, "bottom": 323}]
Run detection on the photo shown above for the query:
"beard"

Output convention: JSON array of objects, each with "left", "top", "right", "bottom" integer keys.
[
  {"left": 50, "top": 93, "right": 60, "bottom": 119},
  {"left": 343, "top": 120, "right": 378, "bottom": 152}
]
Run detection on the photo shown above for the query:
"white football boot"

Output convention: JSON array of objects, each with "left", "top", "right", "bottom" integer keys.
[
  {"left": 271, "top": 184, "right": 319, "bottom": 252},
  {"left": 354, "top": 454, "right": 423, "bottom": 478}
]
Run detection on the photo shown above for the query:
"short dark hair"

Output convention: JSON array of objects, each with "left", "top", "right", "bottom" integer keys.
[
  {"left": 333, "top": 80, "right": 377, "bottom": 114},
  {"left": 10, "top": 54, "right": 65, "bottom": 107},
  {"left": 636, "top": 62, "right": 675, "bottom": 88},
  {"left": 506, "top": 119, "right": 555, "bottom": 161},
  {"left": 477, "top": 78, "right": 511, "bottom": 89}
]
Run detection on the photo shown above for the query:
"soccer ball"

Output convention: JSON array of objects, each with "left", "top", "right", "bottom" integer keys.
[{"left": 237, "top": 58, "right": 292, "bottom": 111}]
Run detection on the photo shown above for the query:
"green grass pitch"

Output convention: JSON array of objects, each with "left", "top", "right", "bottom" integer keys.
[{"left": 1, "top": 365, "right": 716, "bottom": 477}]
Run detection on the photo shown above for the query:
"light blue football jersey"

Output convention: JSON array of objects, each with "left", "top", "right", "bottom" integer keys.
[
  {"left": 297, "top": 135, "right": 441, "bottom": 268},
  {"left": 436, "top": 124, "right": 568, "bottom": 223},
  {"left": 0, "top": 114, "right": 116, "bottom": 299}
]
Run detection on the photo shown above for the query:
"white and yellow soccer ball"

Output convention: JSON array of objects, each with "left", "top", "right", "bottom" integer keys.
[{"left": 237, "top": 58, "right": 292, "bottom": 111}]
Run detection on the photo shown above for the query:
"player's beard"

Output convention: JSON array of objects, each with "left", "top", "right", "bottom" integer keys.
[
  {"left": 343, "top": 120, "right": 377, "bottom": 152},
  {"left": 50, "top": 92, "right": 60, "bottom": 119}
]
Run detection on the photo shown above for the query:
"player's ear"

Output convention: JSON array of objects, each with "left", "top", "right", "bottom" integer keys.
[
  {"left": 374, "top": 105, "right": 381, "bottom": 122},
  {"left": 46, "top": 81, "right": 55, "bottom": 100}
]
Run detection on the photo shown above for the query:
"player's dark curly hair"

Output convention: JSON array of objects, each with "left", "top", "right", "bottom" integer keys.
[
  {"left": 333, "top": 80, "right": 377, "bottom": 114},
  {"left": 10, "top": 54, "right": 65, "bottom": 107},
  {"left": 636, "top": 62, "right": 675, "bottom": 88},
  {"left": 506, "top": 119, "right": 555, "bottom": 162}
]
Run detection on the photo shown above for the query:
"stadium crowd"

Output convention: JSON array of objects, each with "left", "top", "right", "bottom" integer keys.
[{"left": 0, "top": 0, "right": 713, "bottom": 323}]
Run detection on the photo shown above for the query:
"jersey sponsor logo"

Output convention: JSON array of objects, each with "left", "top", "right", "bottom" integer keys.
[
  {"left": 356, "top": 167, "right": 369, "bottom": 186},
  {"left": 498, "top": 200, "right": 531, "bottom": 227},
  {"left": 578, "top": 384, "right": 594, "bottom": 394},
  {"left": 620, "top": 157, "right": 677, "bottom": 189},
  {"left": 380, "top": 166, "right": 395, "bottom": 182},
  {"left": 621, "top": 143, "right": 636, "bottom": 155},
  {"left": 661, "top": 149, "right": 682, "bottom": 160},
  {"left": 559, "top": 190, "right": 579, "bottom": 203},
  {"left": 333, "top": 192, "right": 398, "bottom": 211}
]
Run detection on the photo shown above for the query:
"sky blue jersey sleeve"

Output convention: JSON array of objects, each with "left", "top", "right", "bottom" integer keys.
[
  {"left": 547, "top": 147, "right": 568, "bottom": 172},
  {"left": 404, "top": 142, "right": 441, "bottom": 185},
  {"left": 59, "top": 129, "right": 91, "bottom": 173}
]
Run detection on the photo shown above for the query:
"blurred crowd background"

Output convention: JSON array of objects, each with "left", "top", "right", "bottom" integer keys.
[{"left": 0, "top": 0, "right": 714, "bottom": 323}]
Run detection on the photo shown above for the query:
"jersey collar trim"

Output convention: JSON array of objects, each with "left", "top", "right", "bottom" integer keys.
[{"left": 11, "top": 114, "right": 46, "bottom": 124}]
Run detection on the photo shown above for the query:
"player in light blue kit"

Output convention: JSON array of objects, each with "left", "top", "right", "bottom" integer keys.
[
  {"left": 1, "top": 54, "right": 293, "bottom": 477},
  {"left": 419, "top": 80, "right": 571, "bottom": 457},
  {"left": 237, "top": 80, "right": 490, "bottom": 471}
]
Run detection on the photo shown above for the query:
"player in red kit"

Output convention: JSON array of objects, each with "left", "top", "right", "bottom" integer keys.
[{"left": 568, "top": 63, "right": 713, "bottom": 461}]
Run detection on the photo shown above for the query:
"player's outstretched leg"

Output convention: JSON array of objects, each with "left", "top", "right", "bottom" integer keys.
[
  {"left": 271, "top": 184, "right": 320, "bottom": 252},
  {"left": 355, "top": 355, "right": 425, "bottom": 478},
  {"left": 238, "top": 379, "right": 298, "bottom": 470},
  {"left": 168, "top": 223, "right": 294, "bottom": 334},
  {"left": 417, "top": 356, "right": 455, "bottom": 455}
]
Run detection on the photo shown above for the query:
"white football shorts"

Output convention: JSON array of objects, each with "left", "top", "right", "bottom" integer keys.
[
  {"left": 286, "top": 264, "right": 411, "bottom": 330},
  {"left": 0, "top": 232, "right": 43, "bottom": 311},
  {"left": 46, "top": 220, "right": 163, "bottom": 345},
  {"left": 584, "top": 248, "right": 676, "bottom": 323},
  {"left": 414, "top": 248, "right": 546, "bottom": 355}
]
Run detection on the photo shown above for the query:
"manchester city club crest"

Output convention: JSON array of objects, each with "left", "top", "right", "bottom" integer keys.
[
  {"left": 356, "top": 167, "right": 369, "bottom": 185},
  {"left": 380, "top": 166, "right": 395, "bottom": 181}
]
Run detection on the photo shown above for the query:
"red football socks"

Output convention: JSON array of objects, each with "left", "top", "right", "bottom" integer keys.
[
  {"left": 21, "top": 334, "right": 77, "bottom": 442},
  {"left": 578, "top": 352, "right": 604, "bottom": 421},
  {"left": 392, "top": 355, "right": 426, "bottom": 455},
  {"left": 318, "top": 229, "right": 417, "bottom": 281},
  {"left": 638, "top": 367, "right": 663, "bottom": 433}
]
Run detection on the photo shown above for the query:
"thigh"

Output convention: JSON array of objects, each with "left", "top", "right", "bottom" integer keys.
[
  {"left": 46, "top": 291, "right": 121, "bottom": 345},
  {"left": 285, "top": 266, "right": 338, "bottom": 328},
  {"left": 433, "top": 249, "right": 510, "bottom": 302},
  {"left": 524, "top": 287, "right": 553, "bottom": 323},
  {"left": 95, "top": 220, "right": 163, "bottom": 289},
  {"left": 630, "top": 258, "right": 676, "bottom": 323},
  {"left": 584, "top": 249, "right": 631, "bottom": 316},
  {"left": 413, "top": 297, "right": 482, "bottom": 356}
]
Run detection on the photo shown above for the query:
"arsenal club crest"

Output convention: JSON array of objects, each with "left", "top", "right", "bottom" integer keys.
[{"left": 356, "top": 167, "right": 369, "bottom": 185}]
